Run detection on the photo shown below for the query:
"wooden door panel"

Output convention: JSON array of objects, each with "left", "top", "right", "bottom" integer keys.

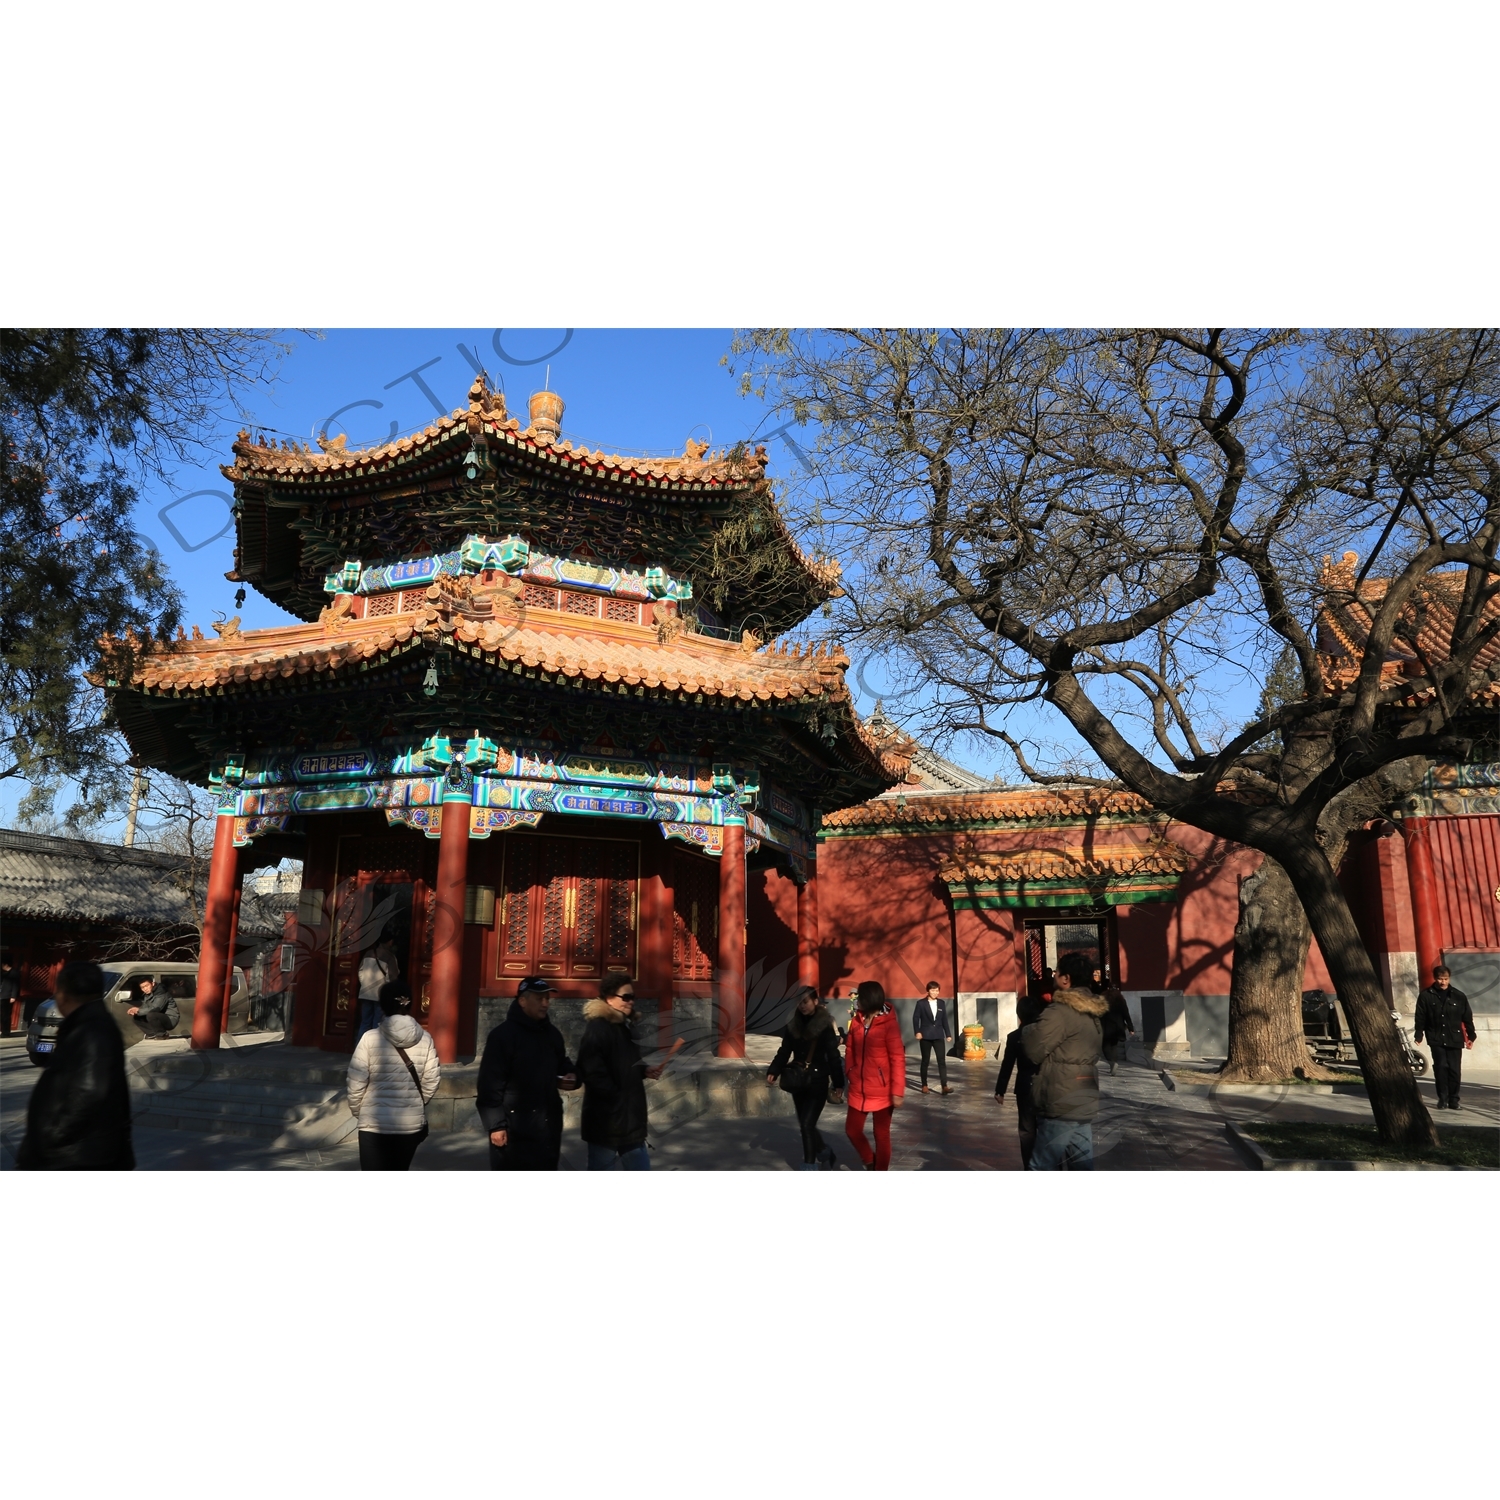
[
  {"left": 323, "top": 835, "right": 434, "bottom": 1042},
  {"left": 672, "top": 850, "right": 717, "bottom": 981},
  {"left": 536, "top": 837, "right": 570, "bottom": 974},
  {"left": 494, "top": 833, "right": 639, "bottom": 982}
]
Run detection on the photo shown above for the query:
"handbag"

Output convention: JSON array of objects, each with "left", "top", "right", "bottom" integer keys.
[
  {"left": 778, "top": 1033, "right": 821, "bottom": 1094},
  {"left": 388, "top": 1035, "right": 431, "bottom": 1143}
]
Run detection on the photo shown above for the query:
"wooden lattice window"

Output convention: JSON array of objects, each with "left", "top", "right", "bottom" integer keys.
[
  {"left": 603, "top": 597, "right": 639, "bottom": 624},
  {"left": 501, "top": 839, "right": 533, "bottom": 957},
  {"left": 672, "top": 851, "right": 718, "bottom": 981},
  {"left": 538, "top": 838, "right": 569, "bottom": 961},
  {"left": 522, "top": 584, "right": 560, "bottom": 612},
  {"left": 399, "top": 589, "right": 427, "bottom": 611},
  {"left": 606, "top": 843, "right": 635, "bottom": 966},
  {"left": 573, "top": 843, "right": 601, "bottom": 967},
  {"left": 563, "top": 589, "right": 599, "bottom": 618},
  {"left": 367, "top": 592, "right": 398, "bottom": 617}
]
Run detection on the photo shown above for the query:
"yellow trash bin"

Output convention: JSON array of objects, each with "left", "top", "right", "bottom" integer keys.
[{"left": 962, "top": 1024, "right": 985, "bottom": 1060}]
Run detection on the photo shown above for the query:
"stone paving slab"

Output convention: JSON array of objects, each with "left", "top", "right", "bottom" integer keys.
[{"left": 15, "top": 1038, "right": 1492, "bottom": 1172}]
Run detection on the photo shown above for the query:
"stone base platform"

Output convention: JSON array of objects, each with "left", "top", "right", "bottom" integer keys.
[{"left": 125, "top": 1035, "right": 791, "bottom": 1149}]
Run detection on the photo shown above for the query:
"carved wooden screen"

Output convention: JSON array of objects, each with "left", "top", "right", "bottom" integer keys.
[
  {"left": 671, "top": 849, "right": 718, "bottom": 981},
  {"left": 495, "top": 833, "right": 639, "bottom": 981}
]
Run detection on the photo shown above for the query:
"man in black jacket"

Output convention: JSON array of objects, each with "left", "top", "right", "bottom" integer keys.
[
  {"left": 0, "top": 956, "right": 18, "bottom": 1037},
  {"left": 127, "top": 976, "right": 180, "bottom": 1038},
  {"left": 1413, "top": 965, "right": 1477, "bottom": 1110},
  {"left": 576, "top": 972, "right": 667, "bottom": 1170},
  {"left": 995, "top": 991, "right": 1045, "bottom": 1167},
  {"left": 476, "top": 977, "right": 579, "bottom": 1170},
  {"left": 18, "top": 961, "right": 134, "bottom": 1170}
]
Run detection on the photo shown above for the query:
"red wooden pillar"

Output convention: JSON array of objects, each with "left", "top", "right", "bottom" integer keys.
[
  {"left": 191, "top": 812, "right": 241, "bottom": 1051},
  {"left": 716, "top": 820, "right": 747, "bottom": 1058},
  {"left": 1400, "top": 816, "right": 1444, "bottom": 987},
  {"left": 639, "top": 829, "right": 674, "bottom": 1049},
  {"left": 797, "top": 869, "right": 820, "bottom": 994},
  {"left": 427, "top": 792, "right": 471, "bottom": 1064},
  {"left": 219, "top": 874, "right": 244, "bottom": 1033}
]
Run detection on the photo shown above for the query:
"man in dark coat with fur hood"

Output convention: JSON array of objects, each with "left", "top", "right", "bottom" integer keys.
[
  {"left": 576, "top": 972, "right": 668, "bottom": 1170},
  {"left": 1021, "top": 968, "right": 1108, "bottom": 1170}
]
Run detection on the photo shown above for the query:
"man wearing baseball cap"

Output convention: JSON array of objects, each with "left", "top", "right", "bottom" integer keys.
[{"left": 476, "top": 976, "right": 580, "bottom": 1170}]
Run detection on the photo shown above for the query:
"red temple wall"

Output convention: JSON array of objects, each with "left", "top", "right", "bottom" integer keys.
[
  {"left": 781, "top": 819, "right": 1337, "bottom": 1000},
  {"left": 1427, "top": 813, "right": 1500, "bottom": 951}
]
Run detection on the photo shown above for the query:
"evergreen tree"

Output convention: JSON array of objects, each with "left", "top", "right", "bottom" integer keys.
[{"left": 0, "top": 329, "right": 287, "bottom": 827}]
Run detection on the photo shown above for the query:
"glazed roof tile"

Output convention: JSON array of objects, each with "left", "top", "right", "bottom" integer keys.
[
  {"left": 112, "top": 598, "right": 907, "bottom": 783},
  {"left": 937, "top": 842, "right": 1189, "bottom": 883},
  {"left": 1316, "top": 553, "right": 1500, "bottom": 709},
  {"left": 822, "top": 785, "right": 1155, "bottom": 829}
]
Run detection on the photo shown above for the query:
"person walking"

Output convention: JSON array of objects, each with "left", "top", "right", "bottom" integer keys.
[
  {"left": 356, "top": 938, "right": 398, "bottom": 1043},
  {"left": 1414, "top": 964, "right": 1477, "bottom": 1110},
  {"left": 17, "top": 961, "right": 134, "bottom": 1170},
  {"left": 346, "top": 980, "right": 440, "bottom": 1171},
  {"left": 913, "top": 980, "right": 953, "bottom": 1095},
  {"left": 767, "top": 984, "right": 845, "bottom": 1169},
  {"left": 577, "top": 972, "right": 668, "bottom": 1170},
  {"left": 1099, "top": 983, "right": 1134, "bottom": 1075},
  {"left": 994, "top": 992, "right": 1045, "bottom": 1168},
  {"left": 0, "top": 956, "right": 18, "bottom": 1037},
  {"left": 1021, "top": 969, "right": 1107, "bottom": 1170},
  {"left": 843, "top": 979, "right": 905, "bottom": 1170},
  {"left": 126, "top": 976, "right": 179, "bottom": 1039},
  {"left": 477, "top": 977, "right": 581, "bottom": 1170}
]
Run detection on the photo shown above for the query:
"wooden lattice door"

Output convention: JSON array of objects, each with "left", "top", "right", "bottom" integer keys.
[
  {"left": 495, "top": 833, "right": 638, "bottom": 982},
  {"left": 671, "top": 849, "right": 718, "bottom": 981},
  {"left": 324, "top": 833, "right": 435, "bottom": 1044}
]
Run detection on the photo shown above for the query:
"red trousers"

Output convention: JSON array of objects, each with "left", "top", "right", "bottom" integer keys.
[{"left": 845, "top": 1105, "right": 893, "bottom": 1170}]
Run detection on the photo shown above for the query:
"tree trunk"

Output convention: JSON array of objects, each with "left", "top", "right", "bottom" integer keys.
[
  {"left": 1278, "top": 840, "right": 1438, "bottom": 1148},
  {"left": 1221, "top": 855, "right": 1337, "bottom": 1082}
]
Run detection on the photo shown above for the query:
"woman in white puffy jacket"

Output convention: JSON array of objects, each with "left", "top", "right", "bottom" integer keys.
[{"left": 346, "top": 982, "right": 441, "bottom": 1170}]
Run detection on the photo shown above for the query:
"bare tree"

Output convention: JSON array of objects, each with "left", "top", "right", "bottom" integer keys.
[
  {"left": 131, "top": 772, "right": 221, "bottom": 932},
  {"left": 732, "top": 328, "right": 1500, "bottom": 1147}
]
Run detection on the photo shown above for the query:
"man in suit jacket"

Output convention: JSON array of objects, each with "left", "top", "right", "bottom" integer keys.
[{"left": 914, "top": 980, "right": 953, "bottom": 1095}]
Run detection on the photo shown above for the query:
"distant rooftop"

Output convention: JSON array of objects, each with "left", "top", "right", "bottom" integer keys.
[{"left": 863, "top": 703, "right": 997, "bottom": 794}]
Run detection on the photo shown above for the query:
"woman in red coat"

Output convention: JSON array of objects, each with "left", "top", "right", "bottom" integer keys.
[{"left": 844, "top": 980, "right": 906, "bottom": 1170}]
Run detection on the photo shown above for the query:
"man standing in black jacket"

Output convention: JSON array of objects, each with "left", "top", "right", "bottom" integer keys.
[
  {"left": 576, "top": 972, "right": 668, "bottom": 1170},
  {"left": 1413, "top": 965, "right": 1477, "bottom": 1110},
  {"left": 18, "top": 961, "right": 134, "bottom": 1170},
  {"left": 0, "top": 956, "right": 18, "bottom": 1037},
  {"left": 995, "top": 991, "right": 1045, "bottom": 1167},
  {"left": 476, "top": 977, "right": 580, "bottom": 1170}
]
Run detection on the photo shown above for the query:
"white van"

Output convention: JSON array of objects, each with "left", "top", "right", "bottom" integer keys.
[
  {"left": 107, "top": 962, "right": 250, "bottom": 1037},
  {"left": 27, "top": 963, "right": 250, "bottom": 1064}
]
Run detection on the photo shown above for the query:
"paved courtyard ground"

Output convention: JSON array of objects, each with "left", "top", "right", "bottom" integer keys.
[{"left": 5, "top": 1036, "right": 1494, "bottom": 1170}]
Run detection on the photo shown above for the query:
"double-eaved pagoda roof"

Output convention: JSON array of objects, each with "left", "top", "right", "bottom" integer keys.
[
  {"left": 107, "top": 373, "right": 904, "bottom": 834},
  {"left": 227, "top": 376, "right": 840, "bottom": 635}
]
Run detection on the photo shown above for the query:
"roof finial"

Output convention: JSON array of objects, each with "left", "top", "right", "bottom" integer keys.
[{"left": 529, "top": 388, "right": 564, "bottom": 443}]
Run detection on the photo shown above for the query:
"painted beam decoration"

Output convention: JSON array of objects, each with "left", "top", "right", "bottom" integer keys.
[
  {"left": 939, "top": 842, "right": 1190, "bottom": 910},
  {"left": 213, "top": 735, "right": 814, "bottom": 860},
  {"left": 324, "top": 534, "right": 694, "bottom": 604},
  {"left": 1392, "top": 762, "right": 1500, "bottom": 820}
]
